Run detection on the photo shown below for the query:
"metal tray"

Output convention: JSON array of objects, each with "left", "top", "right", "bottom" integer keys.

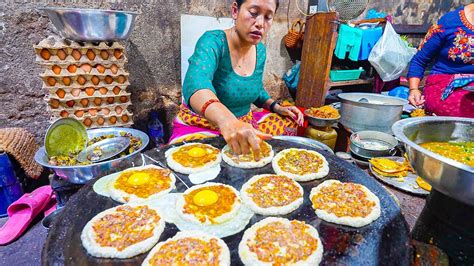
[
  {"left": 369, "top": 156, "right": 429, "bottom": 196},
  {"left": 42, "top": 137, "right": 410, "bottom": 265}
]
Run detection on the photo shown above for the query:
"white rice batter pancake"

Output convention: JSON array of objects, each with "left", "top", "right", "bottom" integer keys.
[
  {"left": 240, "top": 174, "right": 303, "bottom": 215},
  {"left": 176, "top": 182, "right": 241, "bottom": 225},
  {"left": 310, "top": 180, "right": 381, "bottom": 227},
  {"left": 81, "top": 204, "right": 165, "bottom": 259},
  {"left": 239, "top": 217, "right": 324, "bottom": 265},
  {"left": 221, "top": 141, "right": 274, "bottom": 169},
  {"left": 108, "top": 165, "right": 176, "bottom": 203},
  {"left": 142, "top": 231, "right": 230, "bottom": 266},
  {"left": 272, "top": 148, "right": 329, "bottom": 181},
  {"left": 148, "top": 193, "right": 254, "bottom": 238},
  {"left": 166, "top": 143, "right": 221, "bottom": 174}
]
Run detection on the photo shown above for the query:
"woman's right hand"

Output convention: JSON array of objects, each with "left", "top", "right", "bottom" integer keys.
[
  {"left": 219, "top": 119, "right": 272, "bottom": 159},
  {"left": 408, "top": 89, "right": 425, "bottom": 107}
]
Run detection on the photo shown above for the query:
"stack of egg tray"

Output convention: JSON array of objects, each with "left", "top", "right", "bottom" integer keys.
[{"left": 34, "top": 36, "right": 133, "bottom": 128}]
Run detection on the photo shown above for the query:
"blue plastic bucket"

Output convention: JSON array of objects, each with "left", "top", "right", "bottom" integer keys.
[{"left": 0, "top": 152, "right": 24, "bottom": 217}]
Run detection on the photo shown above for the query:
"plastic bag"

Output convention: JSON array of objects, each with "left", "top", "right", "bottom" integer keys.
[{"left": 368, "top": 22, "right": 417, "bottom": 82}]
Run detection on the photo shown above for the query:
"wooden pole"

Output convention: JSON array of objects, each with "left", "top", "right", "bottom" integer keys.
[{"left": 296, "top": 12, "right": 338, "bottom": 108}]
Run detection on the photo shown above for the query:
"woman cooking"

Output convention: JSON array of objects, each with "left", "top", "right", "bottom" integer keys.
[
  {"left": 169, "top": 0, "right": 304, "bottom": 156},
  {"left": 407, "top": 4, "right": 474, "bottom": 117}
]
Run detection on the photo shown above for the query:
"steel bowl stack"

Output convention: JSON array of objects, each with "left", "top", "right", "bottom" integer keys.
[{"left": 39, "top": 7, "right": 139, "bottom": 41}]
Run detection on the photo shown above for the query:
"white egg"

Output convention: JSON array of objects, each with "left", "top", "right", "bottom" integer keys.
[
  {"left": 148, "top": 192, "right": 254, "bottom": 238},
  {"left": 188, "top": 165, "right": 221, "bottom": 185}
]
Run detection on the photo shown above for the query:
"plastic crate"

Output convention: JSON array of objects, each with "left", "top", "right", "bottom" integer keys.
[{"left": 330, "top": 68, "right": 363, "bottom": 81}]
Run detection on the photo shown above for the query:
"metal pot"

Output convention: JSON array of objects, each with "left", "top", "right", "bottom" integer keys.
[
  {"left": 338, "top": 93, "right": 408, "bottom": 134},
  {"left": 350, "top": 130, "right": 399, "bottom": 159}
]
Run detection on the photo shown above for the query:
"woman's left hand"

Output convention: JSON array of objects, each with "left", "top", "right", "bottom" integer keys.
[{"left": 274, "top": 105, "right": 304, "bottom": 126}]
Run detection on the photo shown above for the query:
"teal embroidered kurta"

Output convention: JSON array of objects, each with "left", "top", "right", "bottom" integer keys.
[{"left": 183, "top": 30, "right": 270, "bottom": 117}]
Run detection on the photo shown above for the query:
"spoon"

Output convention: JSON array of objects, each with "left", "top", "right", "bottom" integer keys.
[{"left": 77, "top": 137, "right": 130, "bottom": 163}]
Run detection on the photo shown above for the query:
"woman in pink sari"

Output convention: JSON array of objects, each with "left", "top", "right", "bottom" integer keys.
[{"left": 408, "top": 4, "right": 473, "bottom": 117}]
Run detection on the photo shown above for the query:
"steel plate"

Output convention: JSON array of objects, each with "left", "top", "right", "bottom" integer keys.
[{"left": 369, "top": 156, "right": 429, "bottom": 196}]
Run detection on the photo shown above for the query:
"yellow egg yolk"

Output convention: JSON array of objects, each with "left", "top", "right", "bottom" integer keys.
[
  {"left": 127, "top": 172, "right": 151, "bottom": 186},
  {"left": 187, "top": 147, "right": 206, "bottom": 158},
  {"left": 193, "top": 190, "right": 218, "bottom": 206}
]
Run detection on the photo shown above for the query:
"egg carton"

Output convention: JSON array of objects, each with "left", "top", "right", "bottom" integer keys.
[
  {"left": 47, "top": 94, "right": 131, "bottom": 109},
  {"left": 42, "top": 62, "right": 126, "bottom": 76},
  {"left": 41, "top": 73, "right": 129, "bottom": 88},
  {"left": 54, "top": 107, "right": 133, "bottom": 120},
  {"left": 47, "top": 85, "right": 129, "bottom": 99},
  {"left": 34, "top": 36, "right": 126, "bottom": 64},
  {"left": 51, "top": 113, "right": 133, "bottom": 128},
  {"left": 41, "top": 68, "right": 128, "bottom": 79},
  {"left": 47, "top": 101, "right": 131, "bottom": 114}
]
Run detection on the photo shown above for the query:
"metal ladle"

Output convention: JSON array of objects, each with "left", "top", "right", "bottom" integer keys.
[{"left": 77, "top": 137, "right": 130, "bottom": 163}]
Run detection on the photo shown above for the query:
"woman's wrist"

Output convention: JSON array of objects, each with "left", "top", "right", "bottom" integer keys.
[{"left": 269, "top": 100, "right": 280, "bottom": 113}]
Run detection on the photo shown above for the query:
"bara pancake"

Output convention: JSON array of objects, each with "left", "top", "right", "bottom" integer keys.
[
  {"left": 108, "top": 165, "right": 176, "bottom": 203},
  {"left": 272, "top": 148, "right": 329, "bottom": 181},
  {"left": 221, "top": 141, "right": 274, "bottom": 169},
  {"left": 176, "top": 182, "right": 242, "bottom": 225},
  {"left": 81, "top": 204, "right": 165, "bottom": 258},
  {"left": 142, "top": 231, "right": 230, "bottom": 266},
  {"left": 238, "top": 217, "right": 324, "bottom": 265},
  {"left": 310, "top": 180, "right": 381, "bottom": 227},
  {"left": 240, "top": 174, "right": 303, "bottom": 215},
  {"left": 166, "top": 143, "right": 221, "bottom": 174}
]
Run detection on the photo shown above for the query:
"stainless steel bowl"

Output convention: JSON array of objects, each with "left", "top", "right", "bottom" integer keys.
[
  {"left": 304, "top": 109, "right": 340, "bottom": 127},
  {"left": 34, "top": 127, "right": 149, "bottom": 184},
  {"left": 39, "top": 7, "right": 139, "bottom": 41},
  {"left": 350, "top": 130, "right": 398, "bottom": 159},
  {"left": 338, "top": 93, "right": 408, "bottom": 134},
  {"left": 392, "top": 117, "right": 474, "bottom": 205}
]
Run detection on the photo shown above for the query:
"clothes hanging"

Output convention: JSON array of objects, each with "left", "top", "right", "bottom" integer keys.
[
  {"left": 359, "top": 27, "right": 383, "bottom": 60},
  {"left": 334, "top": 24, "right": 363, "bottom": 61}
]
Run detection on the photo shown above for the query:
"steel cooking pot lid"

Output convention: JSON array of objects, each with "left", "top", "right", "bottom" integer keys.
[{"left": 77, "top": 137, "right": 130, "bottom": 163}]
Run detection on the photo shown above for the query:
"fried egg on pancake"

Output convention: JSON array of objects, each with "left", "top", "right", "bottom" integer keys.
[
  {"left": 272, "top": 148, "right": 329, "bottom": 181},
  {"left": 108, "top": 165, "right": 176, "bottom": 203},
  {"left": 149, "top": 193, "right": 253, "bottom": 238},
  {"left": 310, "top": 180, "right": 381, "bottom": 227},
  {"left": 221, "top": 141, "right": 274, "bottom": 169},
  {"left": 81, "top": 204, "right": 165, "bottom": 259},
  {"left": 166, "top": 143, "right": 221, "bottom": 174},
  {"left": 239, "top": 217, "right": 324, "bottom": 265},
  {"left": 240, "top": 174, "right": 303, "bottom": 215},
  {"left": 176, "top": 182, "right": 241, "bottom": 225},
  {"left": 142, "top": 231, "right": 230, "bottom": 266}
]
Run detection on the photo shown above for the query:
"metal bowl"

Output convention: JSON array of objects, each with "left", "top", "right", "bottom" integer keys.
[
  {"left": 39, "top": 7, "right": 139, "bottom": 41},
  {"left": 392, "top": 117, "right": 474, "bottom": 205},
  {"left": 34, "top": 127, "right": 149, "bottom": 184},
  {"left": 304, "top": 109, "right": 340, "bottom": 127},
  {"left": 350, "top": 130, "right": 399, "bottom": 159}
]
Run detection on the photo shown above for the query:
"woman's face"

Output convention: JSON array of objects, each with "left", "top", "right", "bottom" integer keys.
[{"left": 232, "top": 0, "right": 277, "bottom": 45}]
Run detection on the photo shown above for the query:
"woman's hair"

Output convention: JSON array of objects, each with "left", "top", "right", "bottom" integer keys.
[{"left": 235, "top": 0, "right": 279, "bottom": 11}]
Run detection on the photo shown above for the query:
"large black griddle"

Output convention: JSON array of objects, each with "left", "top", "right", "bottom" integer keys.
[{"left": 42, "top": 137, "right": 410, "bottom": 265}]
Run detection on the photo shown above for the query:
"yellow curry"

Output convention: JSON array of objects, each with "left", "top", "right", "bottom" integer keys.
[{"left": 420, "top": 142, "right": 474, "bottom": 167}]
